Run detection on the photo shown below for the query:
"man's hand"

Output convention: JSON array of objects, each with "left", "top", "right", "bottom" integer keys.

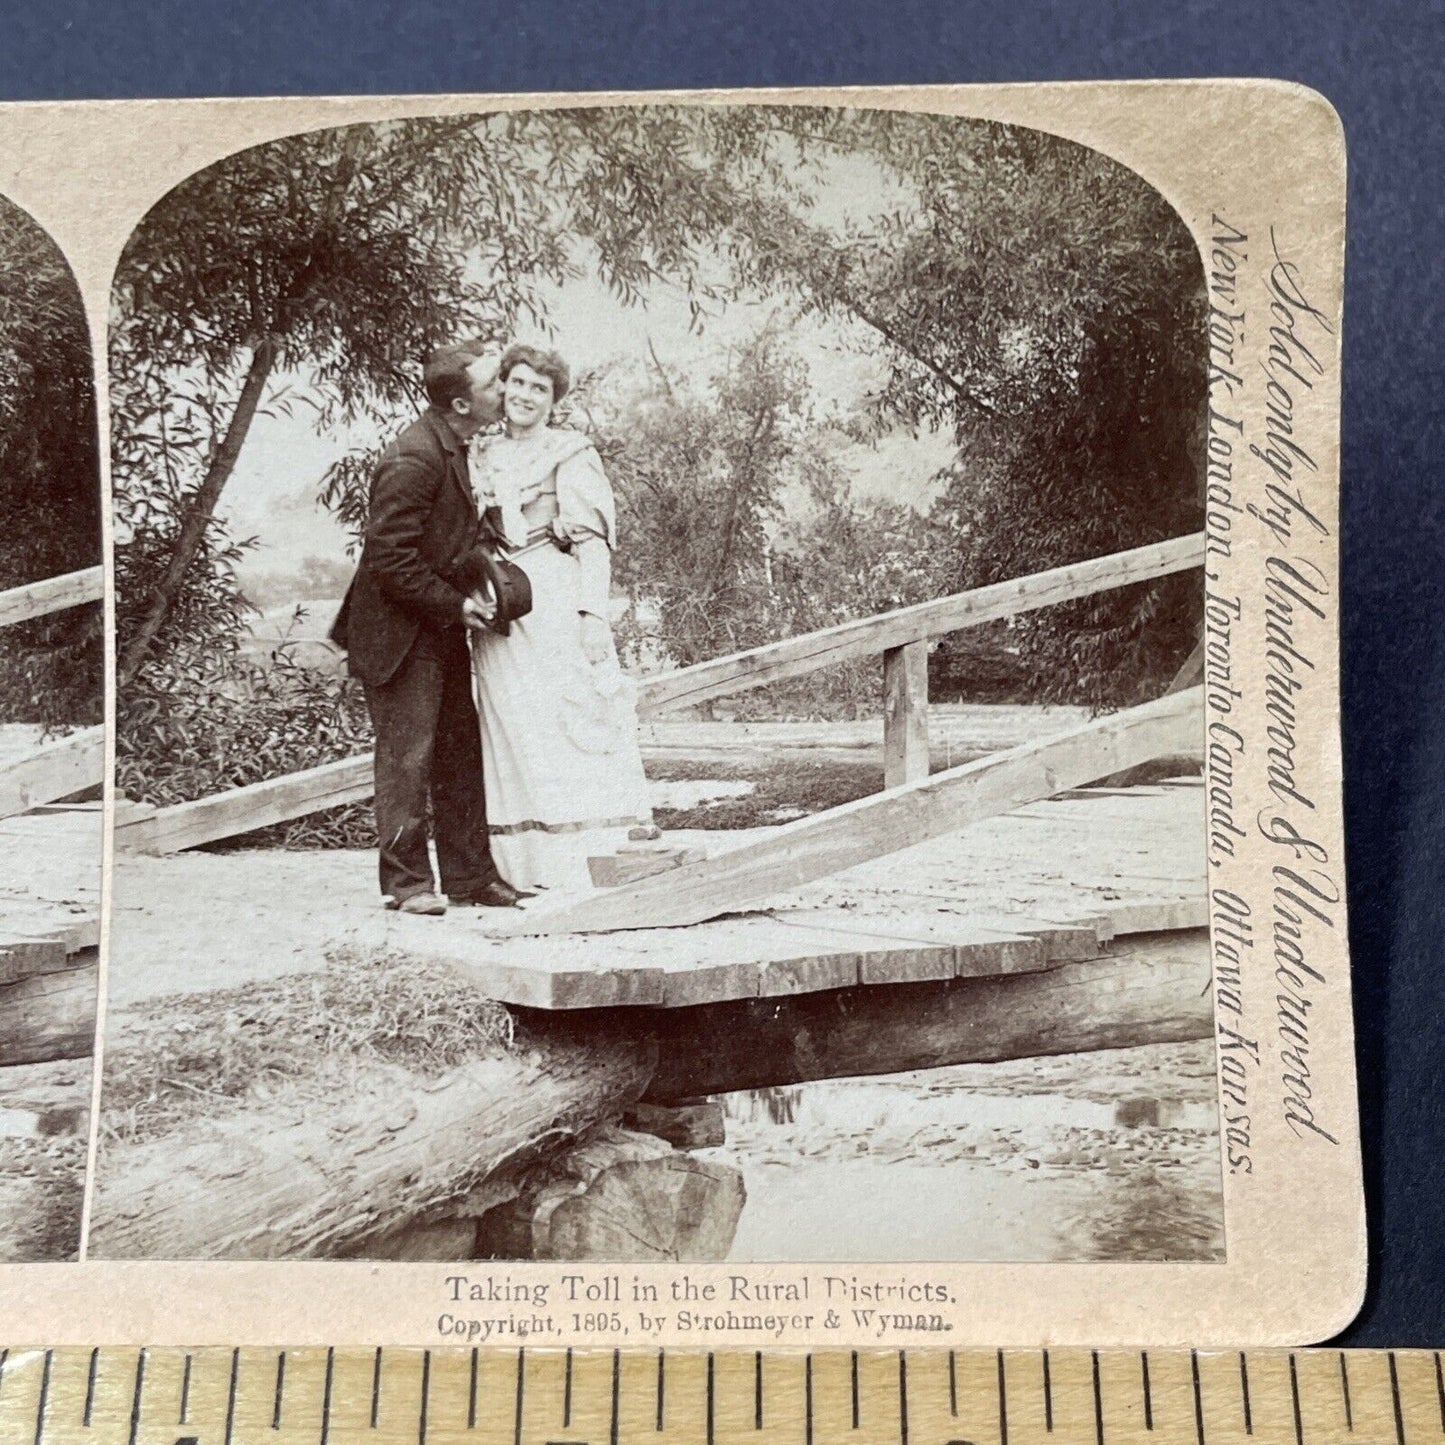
[
  {"left": 579, "top": 611, "right": 612, "bottom": 665},
  {"left": 463, "top": 592, "right": 497, "bottom": 631}
]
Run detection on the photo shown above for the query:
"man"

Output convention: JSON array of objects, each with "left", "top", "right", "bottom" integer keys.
[{"left": 331, "top": 341, "right": 525, "bottom": 914}]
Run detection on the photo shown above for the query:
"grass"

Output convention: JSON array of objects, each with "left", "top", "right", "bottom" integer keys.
[
  {"left": 646, "top": 752, "right": 1198, "bottom": 830},
  {"left": 101, "top": 947, "right": 517, "bottom": 1146},
  {"left": 648, "top": 754, "right": 911, "bottom": 830}
]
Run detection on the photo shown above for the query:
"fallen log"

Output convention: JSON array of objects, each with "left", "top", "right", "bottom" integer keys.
[
  {"left": 88, "top": 1032, "right": 657, "bottom": 1261},
  {"left": 0, "top": 951, "right": 97, "bottom": 1066}
]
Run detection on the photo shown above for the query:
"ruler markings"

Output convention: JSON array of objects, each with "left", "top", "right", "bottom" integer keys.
[
  {"left": 1194, "top": 1350, "right": 1207, "bottom": 1445},
  {"left": 82, "top": 1346, "right": 99, "bottom": 1428},
  {"left": 805, "top": 1354, "right": 813, "bottom": 1445},
  {"left": 1092, "top": 1350, "right": 1104, "bottom": 1445},
  {"left": 609, "top": 1349, "right": 620, "bottom": 1445},
  {"left": 272, "top": 1349, "right": 286, "bottom": 1431},
  {"left": 898, "top": 1351, "right": 909, "bottom": 1445},
  {"left": 126, "top": 1348, "right": 144, "bottom": 1445},
  {"left": 31, "top": 1351, "right": 51, "bottom": 1445},
  {"left": 180, "top": 1351, "right": 194, "bottom": 1427},
  {"left": 997, "top": 1349, "right": 1008, "bottom": 1445},
  {"left": 321, "top": 1347, "right": 335, "bottom": 1445},
  {"left": 1239, "top": 1352, "right": 1253, "bottom": 1436},
  {"left": 512, "top": 1348, "right": 524, "bottom": 1445},
  {"left": 1390, "top": 1352, "right": 1407, "bottom": 1445},
  {"left": 223, "top": 1348, "right": 239, "bottom": 1445},
  {"left": 6, "top": 1347, "right": 1445, "bottom": 1442},
  {"left": 465, "top": 1347, "right": 478, "bottom": 1433},
  {"left": 705, "top": 1352, "right": 714, "bottom": 1445}
]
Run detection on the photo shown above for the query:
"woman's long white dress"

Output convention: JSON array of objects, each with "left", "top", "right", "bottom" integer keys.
[{"left": 468, "top": 427, "right": 655, "bottom": 892}]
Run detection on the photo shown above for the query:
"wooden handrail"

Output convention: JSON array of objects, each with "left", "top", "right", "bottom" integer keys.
[
  {"left": 635, "top": 534, "right": 1204, "bottom": 716},
  {"left": 0, "top": 726, "right": 104, "bottom": 821},
  {"left": 507, "top": 687, "right": 1204, "bottom": 934},
  {"left": 115, "top": 534, "right": 1205, "bottom": 854},
  {"left": 0, "top": 567, "right": 104, "bottom": 630}
]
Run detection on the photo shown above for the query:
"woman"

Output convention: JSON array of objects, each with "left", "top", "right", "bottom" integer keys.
[{"left": 467, "top": 343, "right": 659, "bottom": 892}]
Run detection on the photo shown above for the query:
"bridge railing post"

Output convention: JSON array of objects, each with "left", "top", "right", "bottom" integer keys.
[{"left": 883, "top": 640, "right": 930, "bottom": 789}]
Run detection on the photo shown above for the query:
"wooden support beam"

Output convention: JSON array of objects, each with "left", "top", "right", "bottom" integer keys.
[
  {"left": 638, "top": 930, "right": 1212, "bottom": 1102},
  {"left": 0, "top": 727, "right": 104, "bottom": 821},
  {"left": 883, "top": 640, "right": 929, "bottom": 788},
  {"left": 0, "top": 567, "right": 103, "bottom": 629},
  {"left": 1166, "top": 634, "right": 1207, "bottom": 694},
  {"left": 636, "top": 534, "right": 1204, "bottom": 716},
  {"left": 512, "top": 687, "right": 1202, "bottom": 935}
]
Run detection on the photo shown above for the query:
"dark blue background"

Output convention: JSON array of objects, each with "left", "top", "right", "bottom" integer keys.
[{"left": 4, "top": 0, "right": 1442, "bottom": 1344}]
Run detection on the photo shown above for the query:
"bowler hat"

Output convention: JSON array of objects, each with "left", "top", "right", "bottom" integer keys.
[{"left": 456, "top": 544, "right": 532, "bottom": 636}]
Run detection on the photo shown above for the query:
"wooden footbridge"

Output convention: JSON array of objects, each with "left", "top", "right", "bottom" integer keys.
[
  {"left": 94, "top": 535, "right": 1215, "bottom": 1262},
  {"left": 111, "top": 533, "right": 1209, "bottom": 1045},
  {"left": 0, "top": 566, "right": 104, "bottom": 1261}
]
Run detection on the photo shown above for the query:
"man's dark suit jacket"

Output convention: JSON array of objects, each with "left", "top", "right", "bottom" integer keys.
[{"left": 330, "top": 407, "right": 483, "bottom": 686}]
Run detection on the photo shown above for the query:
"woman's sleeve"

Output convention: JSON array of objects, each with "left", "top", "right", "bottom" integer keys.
[
  {"left": 555, "top": 447, "right": 617, "bottom": 550},
  {"left": 556, "top": 447, "right": 617, "bottom": 619}
]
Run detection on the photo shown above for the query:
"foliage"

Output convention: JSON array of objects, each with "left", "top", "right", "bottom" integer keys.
[
  {"left": 0, "top": 196, "right": 102, "bottom": 727},
  {"left": 112, "top": 105, "right": 1206, "bottom": 811},
  {"left": 731, "top": 112, "right": 1207, "bottom": 706},
  {"left": 572, "top": 328, "right": 951, "bottom": 717},
  {"left": 101, "top": 948, "right": 515, "bottom": 1145},
  {"left": 117, "top": 637, "right": 373, "bottom": 846}
]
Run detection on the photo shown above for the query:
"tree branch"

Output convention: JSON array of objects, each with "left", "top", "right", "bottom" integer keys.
[{"left": 117, "top": 336, "right": 280, "bottom": 688}]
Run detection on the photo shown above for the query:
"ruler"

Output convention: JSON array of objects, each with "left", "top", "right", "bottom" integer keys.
[{"left": 0, "top": 1348, "right": 1441, "bottom": 1445}]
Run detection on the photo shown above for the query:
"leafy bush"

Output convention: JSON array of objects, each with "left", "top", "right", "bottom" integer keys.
[
  {"left": 116, "top": 636, "right": 376, "bottom": 849},
  {"left": 0, "top": 196, "right": 102, "bottom": 730}
]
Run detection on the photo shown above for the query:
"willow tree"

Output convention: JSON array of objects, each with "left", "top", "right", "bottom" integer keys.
[
  {"left": 110, "top": 107, "right": 794, "bottom": 689},
  {"left": 731, "top": 110, "right": 1208, "bottom": 705}
]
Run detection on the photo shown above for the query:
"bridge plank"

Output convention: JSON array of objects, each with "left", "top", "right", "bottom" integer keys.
[
  {"left": 509, "top": 688, "right": 1202, "bottom": 935},
  {"left": 0, "top": 726, "right": 103, "bottom": 820}
]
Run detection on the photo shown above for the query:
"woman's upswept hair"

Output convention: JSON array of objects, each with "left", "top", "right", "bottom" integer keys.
[{"left": 499, "top": 342, "right": 571, "bottom": 403}]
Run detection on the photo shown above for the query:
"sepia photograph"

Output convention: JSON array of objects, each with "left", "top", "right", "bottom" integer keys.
[
  {"left": 92, "top": 102, "right": 1218, "bottom": 1266},
  {"left": 0, "top": 193, "right": 105, "bottom": 1261}
]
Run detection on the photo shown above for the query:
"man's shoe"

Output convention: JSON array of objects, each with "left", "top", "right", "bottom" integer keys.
[
  {"left": 452, "top": 878, "right": 533, "bottom": 908},
  {"left": 384, "top": 892, "right": 448, "bottom": 916}
]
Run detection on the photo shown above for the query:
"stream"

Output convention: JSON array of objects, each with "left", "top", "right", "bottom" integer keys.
[{"left": 695, "top": 1040, "right": 1225, "bottom": 1263}]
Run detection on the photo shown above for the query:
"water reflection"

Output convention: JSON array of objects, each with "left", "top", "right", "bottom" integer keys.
[{"left": 697, "top": 1041, "right": 1225, "bottom": 1264}]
